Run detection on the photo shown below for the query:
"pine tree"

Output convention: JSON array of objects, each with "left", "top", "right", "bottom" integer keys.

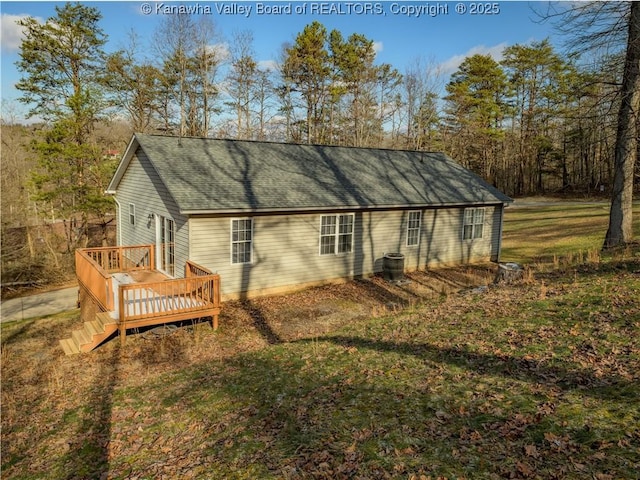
[
  {"left": 282, "top": 21, "right": 331, "bottom": 144},
  {"left": 444, "top": 54, "right": 509, "bottom": 182},
  {"left": 16, "top": 2, "right": 113, "bottom": 250}
]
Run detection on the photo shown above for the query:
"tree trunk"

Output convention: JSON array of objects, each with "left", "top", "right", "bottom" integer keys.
[{"left": 604, "top": 1, "right": 640, "bottom": 248}]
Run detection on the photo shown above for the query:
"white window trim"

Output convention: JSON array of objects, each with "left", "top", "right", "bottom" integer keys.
[
  {"left": 230, "top": 218, "right": 253, "bottom": 265},
  {"left": 319, "top": 213, "right": 354, "bottom": 256},
  {"left": 128, "top": 203, "right": 135, "bottom": 226},
  {"left": 406, "top": 210, "right": 421, "bottom": 247},
  {"left": 462, "top": 207, "right": 485, "bottom": 240},
  {"left": 155, "top": 214, "right": 175, "bottom": 277}
]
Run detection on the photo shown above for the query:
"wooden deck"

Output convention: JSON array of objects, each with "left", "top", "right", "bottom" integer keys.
[{"left": 61, "top": 245, "right": 221, "bottom": 354}]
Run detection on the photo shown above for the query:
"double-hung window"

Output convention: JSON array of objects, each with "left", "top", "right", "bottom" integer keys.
[
  {"left": 406, "top": 211, "right": 421, "bottom": 246},
  {"left": 320, "top": 214, "right": 354, "bottom": 255},
  {"left": 463, "top": 208, "right": 485, "bottom": 240},
  {"left": 231, "top": 218, "right": 253, "bottom": 264},
  {"left": 128, "top": 203, "right": 135, "bottom": 225}
]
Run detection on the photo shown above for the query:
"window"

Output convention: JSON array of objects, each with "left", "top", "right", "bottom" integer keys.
[
  {"left": 463, "top": 208, "right": 485, "bottom": 240},
  {"left": 320, "top": 214, "right": 354, "bottom": 255},
  {"left": 160, "top": 217, "right": 175, "bottom": 276},
  {"left": 155, "top": 215, "right": 175, "bottom": 276},
  {"left": 231, "top": 218, "right": 253, "bottom": 264},
  {"left": 128, "top": 203, "right": 135, "bottom": 225},
  {"left": 407, "top": 211, "right": 421, "bottom": 246}
]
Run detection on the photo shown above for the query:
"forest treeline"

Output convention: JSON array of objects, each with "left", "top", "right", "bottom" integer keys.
[{"left": 1, "top": 2, "right": 638, "bottom": 285}]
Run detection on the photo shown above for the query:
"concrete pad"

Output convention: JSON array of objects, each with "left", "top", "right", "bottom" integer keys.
[{"left": 1, "top": 287, "right": 79, "bottom": 323}]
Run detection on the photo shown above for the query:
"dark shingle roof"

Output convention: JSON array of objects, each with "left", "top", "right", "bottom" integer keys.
[{"left": 110, "top": 134, "right": 512, "bottom": 213}]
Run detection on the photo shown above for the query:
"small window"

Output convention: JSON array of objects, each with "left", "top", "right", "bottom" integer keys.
[
  {"left": 407, "top": 211, "right": 421, "bottom": 246},
  {"left": 231, "top": 218, "right": 253, "bottom": 264},
  {"left": 463, "top": 208, "right": 485, "bottom": 240},
  {"left": 129, "top": 203, "right": 135, "bottom": 225},
  {"left": 320, "top": 214, "right": 354, "bottom": 255}
]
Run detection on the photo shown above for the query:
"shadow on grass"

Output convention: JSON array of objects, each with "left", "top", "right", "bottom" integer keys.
[
  {"left": 59, "top": 344, "right": 121, "bottom": 480},
  {"left": 168, "top": 329, "right": 638, "bottom": 478},
  {"left": 0, "top": 319, "right": 38, "bottom": 346},
  {"left": 319, "top": 335, "right": 637, "bottom": 403},
  {"left": 240, "top": 301, "right": 283, "bottom": 345}
]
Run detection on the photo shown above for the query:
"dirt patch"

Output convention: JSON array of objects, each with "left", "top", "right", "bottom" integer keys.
[{"left": 215, "top": 264, "right": 496, "bottom": 344}]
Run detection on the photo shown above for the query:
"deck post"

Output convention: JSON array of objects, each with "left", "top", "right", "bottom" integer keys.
[
  {"left": 118, "top": 286, "right": 125, "bottom": 345},
  {"left": 149, "top": 244, "right": 155, "bottom": 270},
  {"left": 119, "top": 324, "right": 126, "bottom": 346},
  {"left": 212, "top": 314, "right": 219, "bottom": 330}
]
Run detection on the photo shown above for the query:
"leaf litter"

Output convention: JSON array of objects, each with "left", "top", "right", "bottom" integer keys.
[{"left": 1, "top": 259, "right": 639, "bottom": 479}]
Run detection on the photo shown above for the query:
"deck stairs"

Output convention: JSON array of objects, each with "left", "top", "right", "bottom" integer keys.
[{"left": 59, "top": 312, "right": 118, "bottom": 355}]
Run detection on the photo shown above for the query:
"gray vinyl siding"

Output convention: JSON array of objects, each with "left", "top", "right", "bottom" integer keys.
[
  {"left": 189, "top": 206, "right": 502, "bottom": 297},
  {"left": 115, "top": 149, "right": 189, "bottom": 277}
]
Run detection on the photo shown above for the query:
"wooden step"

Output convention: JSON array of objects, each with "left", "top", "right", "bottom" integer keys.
[
  {"left": 60, "top": 313, "right": 119, "bottom": 355},
  {"left": 85, "top": 320, "right": 102, "bottom": 337},
  {"left": 59, "top": 338, "right": 80, "bottom": 355},
  {"left": 96, "top": 311, "right": 118, "bottom": 328},
  {"left": 72, "top": 328, "right": 91, "bottom": 347}
]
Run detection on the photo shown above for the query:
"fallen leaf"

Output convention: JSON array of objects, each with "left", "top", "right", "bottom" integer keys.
[
  {"left": 345, "top": 442, "right": 357, "bottom": 453},
  {"left": 516, "top": 460, "right": 534, "bottom": 477},
  {"left": 524, "top": 444, "right": 539, "bottom": 458}
]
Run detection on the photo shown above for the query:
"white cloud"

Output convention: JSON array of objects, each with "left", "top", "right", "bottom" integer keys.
[
  {"left": 1, "top": 13, "right": 41, "bottom": 53},
  {"left": 439, "top": 43, "right": 508, "bottom": 75},
  {"left": 373, "top": 41, "right": 383, "bottom": 54},
  {"left": 208, "top": 42, "right": 230, "bottom": 62},
  {"left": 257, "top": 59, "right": 278, "bottom": 72}
]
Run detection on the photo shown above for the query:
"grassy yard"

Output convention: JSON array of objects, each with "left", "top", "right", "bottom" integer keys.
[
  {"left": 501, "top": 201, "right": 640, "bottom": 264},
  {"left": 2, "top": 203, "right": 639, "bottom": 480}
]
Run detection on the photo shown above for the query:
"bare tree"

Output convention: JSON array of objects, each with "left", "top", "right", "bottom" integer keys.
[
  {"left": 154, "top": 15, "right": 221, "bottom": 137},
  {"left": 106, "top": 31, "right": 162, "bottom": 133},
  {"left": 605, "top": 2, "right": 639, "bottom": 248},
  {"left": 190, "top": 17, "right": 223, "bottom": 136},
  {"left": 226, "top": 31, "right": 258, "bottom": 139},
  {"left": 154, "top": 14, "right": 194, "bottom": 136},
  {"left": 538, "top": 1, "right": 638, "bottom": 247},
  {"left": 402, "top": 56, "right": 444, "bottom": 150}
]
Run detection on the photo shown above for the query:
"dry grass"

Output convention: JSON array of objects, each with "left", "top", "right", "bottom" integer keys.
[{"left": 2, "top": 254, "right": 639, "bottom": 479}]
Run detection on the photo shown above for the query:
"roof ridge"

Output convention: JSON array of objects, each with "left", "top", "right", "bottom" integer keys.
[
  {"left": 134, "top": 132, "right": 446, "bottom": 156},
  {"left": 114, "top": 133, "right": 513, "bottom": 213}
]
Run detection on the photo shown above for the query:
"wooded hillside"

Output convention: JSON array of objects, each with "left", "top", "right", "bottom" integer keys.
[{"left": 1, "top": 2, "right": 638, "bottom": 287}]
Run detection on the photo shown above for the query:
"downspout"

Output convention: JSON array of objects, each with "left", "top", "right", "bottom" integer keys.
[
  {"left": 112, "top": 196, "right": 123, "bottom": 246},
  {"left": 495, "top": 203, "right": 505, "bottom": 263}
]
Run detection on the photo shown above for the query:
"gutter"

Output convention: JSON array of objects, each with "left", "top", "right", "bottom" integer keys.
[{"left": 181, "top": 201, "right": 510, "bottom": 216}]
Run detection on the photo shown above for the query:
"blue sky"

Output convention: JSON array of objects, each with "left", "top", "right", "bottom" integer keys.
[{"left": 1, "top": 1, "right": 560, "bottom": 120}]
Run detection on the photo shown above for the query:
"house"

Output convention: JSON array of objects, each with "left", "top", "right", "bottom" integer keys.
[{"left": 106, "top": 133, "right": 512, "bottom": 300}]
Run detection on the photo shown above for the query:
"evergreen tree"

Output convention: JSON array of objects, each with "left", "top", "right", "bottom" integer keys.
[
  {"left": 282, "top": 21, "right": 331, "bottom": 144},
  {"left": 329, "top": 31, "right": 380, "bottom": 146},
  {"left": 444, "top": 54, "right": 509, "bottom": 182},
  {"left": 502, "top": 39, "right": 570, "bottom": 194},
  {"left": 16, "top": 2, "right": 113, "bottom": 250}
]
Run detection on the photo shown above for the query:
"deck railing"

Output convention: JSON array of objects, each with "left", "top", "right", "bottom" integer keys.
[
  {"left": 76, "top": 245, "right": 155, "bottom": 311},
  {"left": 118, "top": 274, "right": 221, "bottom": 325},
  {"left": 76, "top": 249, "right": 115, "bottom": 311},
  {"left": 83, "top": 245, "right": 154, "bottom": 273},
  {"left": 77, "top": 246, "right": 221, "bottom": 345},
  {"left": 186, "top": 259, "right": 214, "bottom": 278}
]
